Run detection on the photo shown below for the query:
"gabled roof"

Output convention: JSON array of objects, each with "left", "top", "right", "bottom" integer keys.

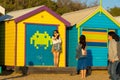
[
  {"left": 0, "top": 6, "right": 43, "bottom": 22},
  {"left": 0, "top": 5, "right": 70, "bottom": 26},
  {"left": 62, "top": 6, "right": 120, "bottom": 27},
  {"left": 0, "top": 6, "right": 41, "bottom": 22},
  {"left": 62, "top": 6, "right": 99, "bottom": 26},
  {"left": 76, "top": 6, "right": 120, "bottom": 28},
  {"left": 7, "top": 6, "right": 42, "bottom": 20}
]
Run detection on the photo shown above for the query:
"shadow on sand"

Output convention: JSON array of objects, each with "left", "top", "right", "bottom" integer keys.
[
  {"left": 0, "top": 69, "right": 28, "bottom": 80},
  {"left": 1, "top": 74, "right": 28, "bottom": 80}
]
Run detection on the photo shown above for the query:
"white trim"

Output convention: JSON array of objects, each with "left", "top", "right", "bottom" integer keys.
[{"left": 0, "top": 6, "right": 5, "bottom": 15}]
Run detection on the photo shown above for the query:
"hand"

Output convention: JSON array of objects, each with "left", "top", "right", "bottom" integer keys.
[
  {"left": 111, "top": 59, "right": 115, "bottom": 63},
  {"left": 53, "top": 36, "right": 57, "bottom": 40},
  {"left": 109, "top": 59, "right": 115, "bottom": 63}
]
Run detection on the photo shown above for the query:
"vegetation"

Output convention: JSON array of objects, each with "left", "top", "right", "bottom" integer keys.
[
  {"left": 0, "top": 0, "right": 88, "bottom": 15},
  {"left": 108, "top": 7, "right": 120, "bottom": 16},
  {"left": 0, "top": 0, "right": 120, "bottom": 16}
]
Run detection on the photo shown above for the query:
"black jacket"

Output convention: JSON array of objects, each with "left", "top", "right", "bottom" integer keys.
[
  {"left": 76, "top": 44, "right": 86, "bottom": 59},
  {"left": 76, "top": 44, "right": 82, "bottom": 59}
]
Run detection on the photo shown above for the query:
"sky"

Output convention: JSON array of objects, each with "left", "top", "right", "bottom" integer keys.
[
  {"left": 53, "top": 0, "right": 120, "bottom": 10},
  {"left": 78, "top": 0, "right": 120, "bottom": 10}
]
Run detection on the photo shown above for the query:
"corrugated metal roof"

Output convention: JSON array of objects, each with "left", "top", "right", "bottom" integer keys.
[
  {"left": 62, "top": 6, "right": 99, "bottom": 26},
  {"left": 0, "top": 15, "right": 12, "bottom": 22},
  {"left": 0, "top": 5, "right": 44, "bottom": 21},
  {"left": 7, "top": 5, "right": 44, "bottom": 20}
]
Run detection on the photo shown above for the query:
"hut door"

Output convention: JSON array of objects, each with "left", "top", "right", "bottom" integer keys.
[
  {"left": 82, "top": 28, "right": 108, "bottom": 66},
  {"left": 25, "top": 24, "right": 57, "bottom": 66}
]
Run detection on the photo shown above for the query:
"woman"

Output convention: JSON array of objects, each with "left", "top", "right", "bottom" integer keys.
[
  {"left": 76, "top": 35, "right": 87, "bottom": 79},
  {"left": 52, "top": 30, "right": 61, "bottom": 67},
  {"left": 108, "top": 31, "right": 119, "bottom": 80}
]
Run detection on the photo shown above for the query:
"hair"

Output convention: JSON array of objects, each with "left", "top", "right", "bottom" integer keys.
[
  {"left": 108, "top": 31, "right": 119, "bottom": 42},
  {"left": 79, "top": 35, "right": 86, "bottom": 50},
  {"left": 53, "top": 30, "right": 60, "bottom": 39}
]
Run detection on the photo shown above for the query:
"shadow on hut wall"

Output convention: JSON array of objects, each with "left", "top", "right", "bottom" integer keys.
[
  {"left": 0, "top": 21, "right": 5, "bottom": 69},
  {"left": 87, "top": 49, "right": 93, "bottom": 66}
]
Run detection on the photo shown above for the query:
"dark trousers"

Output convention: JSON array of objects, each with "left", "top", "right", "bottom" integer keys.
[{"left": 108, "top": 61, "right": 119, "bottom": 80}]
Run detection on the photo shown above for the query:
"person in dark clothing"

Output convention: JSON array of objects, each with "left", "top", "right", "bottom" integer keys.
[{"left": 76, "top": 35, "right": 87, "bottom": 79}]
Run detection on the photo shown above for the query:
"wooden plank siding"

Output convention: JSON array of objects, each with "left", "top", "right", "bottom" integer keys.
[
  {"left": 78, "top": 12, "right": 119, "bottom": 66},
  {"left": 5, "top": 20, "right": 16, "bottom": 66}
]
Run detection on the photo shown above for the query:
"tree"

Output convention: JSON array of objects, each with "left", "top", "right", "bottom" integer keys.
[
  {"left": 57, "top": 0, "right": 72, "bottom": 7},
  {"left": 56, "top": 0, "right": 87, "bottom": 15},
  {"left": 108, "top": 7, "right": 120, "bottom": 17},
  {"left": 56, "top": 6, "right": 72, "bottom": 15},
  {"left": 0, "top": 0, "right": 58, "bottom": 13},
  {"left": 69, "top": 1, "right": 87, "bottom": 11},
  {"left": 88, "top": 0, "right": 99, "bottom": 7},
  {"left": 0, "top": 0, "right": 88, "bottom": 15}
]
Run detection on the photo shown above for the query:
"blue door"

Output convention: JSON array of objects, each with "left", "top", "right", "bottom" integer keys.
[
  {"left": 82, "top": 28, "right": 108, "bottom": 67},
  {"left": 66, "top": 26, "right": 78, "bottom": 67},
  {"left": 26, "top": 24, "right": 57, "bottom": 66}
]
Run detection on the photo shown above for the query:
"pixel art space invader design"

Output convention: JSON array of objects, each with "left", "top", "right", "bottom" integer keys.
[{"left": 30, "top": 31, "right": 52, "bottom": 49}]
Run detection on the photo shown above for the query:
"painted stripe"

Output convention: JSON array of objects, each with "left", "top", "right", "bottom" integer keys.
[
  {"left": 82, "top": 28, "right": 108, "bottom": 47},
  {"left": 82, "top": 31, "right": 107, "bottom": 35},
  {"left": 87, "top": 42, "right": 107, "bottom": 47},
  {"left": 82, "top": 29, "right": 107, "bottom": 32},
  {"left": 109, "top": 30, "right": 115, "bottom": 32},
  {"left": 86, "top": 39, "right": 107, "bottom": 42},
  {"left": 85, "top": 35, "right": 107, "bottom": 40}
]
